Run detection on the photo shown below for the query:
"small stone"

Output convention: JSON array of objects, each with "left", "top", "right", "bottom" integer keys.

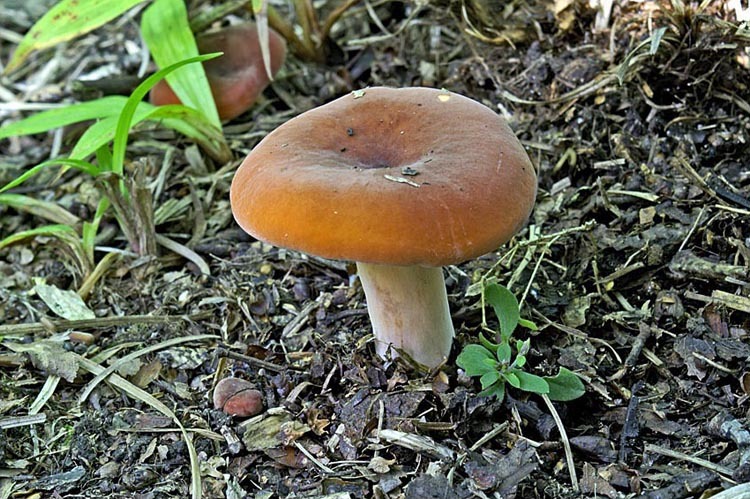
[{"left": 213, "top": 377, "right": 264, "bottom": 417}]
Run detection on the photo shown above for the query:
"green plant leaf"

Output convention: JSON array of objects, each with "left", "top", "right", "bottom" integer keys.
[
  {"left": 649, "top": 27, "right": 668, "bottom": 55},
  {"left": 251, "top": 0, "right": 265, "bottom": 13},
  {"left": 456, "top": 344, "right": 497, "bottom": 377},
  {"left": 6, "top": 0, "right": 147, "bottom": 73},
  {"left": 69, "top": 101, "right": 228, "bottom": 163},
  {"left": 479, "top": 370, "right": 501, "bottom": 389},
  {"left": 478, "top": 381, "right": 505, "bottom": 401},
  {"left": 479, "top": 332, "right": 499, "bottom": 351},
  {"left": 514, "top": 354, "right": 526, "bottom": 368},
  {"left": 514, "top": 371, "right": 549, "bottom": 394},
  {"left": 0, "top": 224, "right": 78, "bottom": 250},
  {"left": 485, "top": 283, "right": 520, "bottom": 342},
  {"left": 82, "top": 197, "right": 110, "bottom": 261},
  {"left": 545, "top": 367, "right": 586, "bottom": 401},
  {"left": 150, "top": 106, "right": 231, "bottom": 163},
  {"left": 0, "top": 159, "right": 100, "bottom": 194},
  {"left": 141, "top": 0, "right": 221, "bottom": 127},
  {"left": 70, "top": 113, "right": 142, "bottom": 161},
  {"left": 516, "top": 338, "right": 531, "bottom": 358},
  {"left": 0, "top": 96, "right": 130, "bottom": 140},
  {"left": 111, "top": 53, "right": 221, "bottom": 175},
  {"left": 504, "top": 371, "right": 520, "bottom": 388},
  {"left": 0, "top": 194, "right": 80, "bottom": 226},
  {"left": 518, "top": 318, "right": 538, "bottom": 331},
  {"left": 496, "top": 341, "right": 512, "bottom": 365}
]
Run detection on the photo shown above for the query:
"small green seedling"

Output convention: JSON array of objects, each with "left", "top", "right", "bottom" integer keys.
[{"left": 457, "top": 283, "right": 585, "bottom": 403}]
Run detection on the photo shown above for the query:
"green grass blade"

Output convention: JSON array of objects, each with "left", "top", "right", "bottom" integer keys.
[
  {"left": 0, "top": 96, "right": 129, "bottom": 140},
  {"left": 141, "top": 0, "right": 221, "bottom": 127},
  {"left": 0, "top": 224, "right": 77, "bottom": 250},
  {"left": 70, "top": 109, "right": 151, "bottom": 161},
  {"left": 6, "top": 0, "right": 147, "bottom": 73},
  {"left": 0, "top": 158, "right": 100, "bottom": 194},
  {"left": 111, "top": 53, "right": 221, "bottom": 175},
  {"left": 151, "top": 105, "right": 231, "bottom": 162},
  {"left": 82, "top": 197, "right": 110, "bottom": 261},
  {"left": 0, "top": 194, "right": 80, "bottom": 226}
]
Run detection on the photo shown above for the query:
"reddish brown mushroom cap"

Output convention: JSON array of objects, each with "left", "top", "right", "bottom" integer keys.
[
  {"left": 150, "top": 23, "right": 287, "bottom": 121},
  {"left": 230, "top": 87, "right": 537, "bottom": 267}
]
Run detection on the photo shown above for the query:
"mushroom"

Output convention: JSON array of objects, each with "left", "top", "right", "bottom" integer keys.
[
  {"left": 213, "top": 377, "right": 264, "bottom": 417},
  {"left": 150, "top": 23, "right": 287, "bottom": 121},
  {"left": 230, "top": 87, "right": 537, "bottom": 369}
]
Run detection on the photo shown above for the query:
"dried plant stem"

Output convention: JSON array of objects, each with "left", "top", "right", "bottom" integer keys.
[{"left": 541, "top": 394, "right": 579, "bottom": 492}]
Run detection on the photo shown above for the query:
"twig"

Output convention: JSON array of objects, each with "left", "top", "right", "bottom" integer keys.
[
  {"left": 0, "top": 413, "right": 47, "bottom": 430},
  {"left": 294, "top": 441, "right": 335, "bottom": 474},
  {"left": 645, "top": 443, "right": 735, "bottom": 477},
  {"left": 0, "top": 312, "right": 213, "bottom": 336},
  {"left": 378, "top": 429, "right": 455, "bottom": 460},
  {"left": 215, "top": 345, "right": 294, "bottom": 372}
]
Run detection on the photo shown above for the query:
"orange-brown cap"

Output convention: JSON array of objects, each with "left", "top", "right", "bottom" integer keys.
[
  {"left": 230, "top": 87, "right": 537, "bottom": 267},
  {"left": 150, "top": 23, "right": 287, "bottom": 121}
]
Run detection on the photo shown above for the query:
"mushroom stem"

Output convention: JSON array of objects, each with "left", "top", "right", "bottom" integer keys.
[{"left": 356, "top": 262, "right": 454, "bottom": 369}]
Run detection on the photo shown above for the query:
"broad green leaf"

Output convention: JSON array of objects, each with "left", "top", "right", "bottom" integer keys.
[
  {"left": 545, "top": 367, "right": 586, "bottom": 401},
  {"left": 485, "top": 283, "right": 520, "bottom": 342},
  {"left": 479, "top": 381, "right": 505, "bottom": 401},
  {"left": 496, "top": 342, "right": 512, "bottom": 365},
  {"left": 0, "top": 96, "right": 129, "bottom": 140},
  {"left": 111, "top": 53, "right": 221, "bottom": 174},
  {"left": 479, "top": 370, "right": 501, "bottom": 389},
  {"left": 456, "top": 344, "right": 497, "bottom": 377},
  {"left": 504, "top": 371, "right": 520, "bottom": 388},
  {"left": 0, "top": 194, "right": 80, "bottom": 226},
  {"left": 514, "top": 371, "right": 549, "bottom": 394},
  {"left": 514, "top": 355, "right": 526, "bottom": 368},
  {"left": 6, "top": 0, "right": 147, "bottom": 73},
  {"left": 0, "top": 159, "right": 101, "bottom": 194},
  {"left": 33, "top": 280, "right": 95, "bottom": 320},
  {"left": 141, "top": 0, "right": 220, "bottom": 127}
]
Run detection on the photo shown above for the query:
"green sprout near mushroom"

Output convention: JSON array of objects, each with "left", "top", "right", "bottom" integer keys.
[{"left": 457, "top": 282, "right": 585, "bottom": 402}]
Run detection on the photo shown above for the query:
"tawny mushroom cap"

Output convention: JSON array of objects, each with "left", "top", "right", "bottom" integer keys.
[
  {"left": 150, "top": 23, "right": 287, "bottom": 121},
  {"left": 230, "top": 87, "right": 537, "bottom": 368}
]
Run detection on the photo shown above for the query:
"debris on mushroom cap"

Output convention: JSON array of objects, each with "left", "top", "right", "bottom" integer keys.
[
  {"left": 150, "top": 23, "right": 287, "bottom": 121},
  {"left": 230, "top": 86, "right": 537, "bottom": 267}
]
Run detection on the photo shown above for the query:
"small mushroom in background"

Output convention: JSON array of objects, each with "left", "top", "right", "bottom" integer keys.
[
  {"left": 150, "top": 23, "right": 287, "bottom": 121},
  {"left": 213, "top": 377, "right": 263, "bottom": 417},
  {"left": 230, "top": 87, "right": 537, "bottom": 369}
]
